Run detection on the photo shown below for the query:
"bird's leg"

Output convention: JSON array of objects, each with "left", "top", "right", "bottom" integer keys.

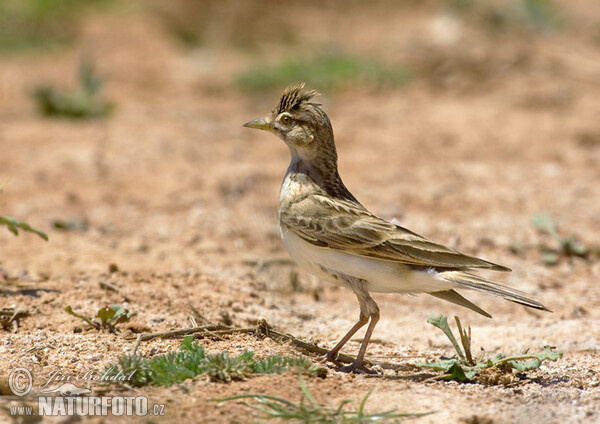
[
  {"left": 338, "top": 294, "right": 380, "bottom": 374},
  {"left": 322, "top": 311, "right": 369, "bottom": 366},
  {"left": 321, "top": 277, "right": 380, "bottom": 374}
]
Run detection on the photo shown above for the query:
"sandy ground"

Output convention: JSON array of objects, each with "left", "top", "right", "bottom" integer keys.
[{"left": 1, "top": 2, "right": 600, "bottom": 423}]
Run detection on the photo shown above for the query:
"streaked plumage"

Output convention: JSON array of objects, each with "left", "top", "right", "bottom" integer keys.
[{"left": 244, "top": 83, "right": 550, "bottom": 373}]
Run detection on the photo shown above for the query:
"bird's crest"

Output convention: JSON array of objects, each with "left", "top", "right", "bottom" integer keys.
[{"left": 276, "top": 83, "right": 319, "bottom": 114}]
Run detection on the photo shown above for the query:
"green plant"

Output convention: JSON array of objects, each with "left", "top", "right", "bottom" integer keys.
[
  {"left": 64, "top": 304, "right": 134, "bottom": 332},
  {"left": 32, "top": 55, "right": 114, "bottom": 119},
  {"left": 0, "top": 216, "right": 48, "bottom": 241},
  {"left": 511, "top": 214, "right": 598, "bottom": 266},
  {"left": 447, "top": 0, "right": 561, "bottom": 33},
  {"left": 533, "top": 214, "right": 592, "bottom": 265},
  {"left": 212, "top": 375, "right": 430, "bottom": 422},
  {"left": 236, "top": 53, "right": 411, "bottom": 92},
  {"left": 417, "top": 315, "right": 562, "bottom": 382},
  {"left": 52, "top": 218, "right": 89, "bottom": 232},
  {"left": 1, "top": 188, "right": 48, "bottom": 240},
  {"left": 104, "top": 336, "right": 325, "bottom": 386},
  {"left": 0, "top": 0, "right": 116, "bottom": 54}
]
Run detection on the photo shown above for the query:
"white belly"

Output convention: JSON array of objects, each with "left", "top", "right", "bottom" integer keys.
[{"left": 279, "top": 225, "right": 454, "bottom": 293}]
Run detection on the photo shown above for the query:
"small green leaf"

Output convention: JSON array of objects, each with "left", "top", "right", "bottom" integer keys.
[
  {"left": 532, "top": 214, "right": 558, "bottom": 237},
  {"left": 464, "top": 368, "right": 479, "bottom": 379},
  {"left": 444, "top": 363, "right": 469, "bottom": 381},
  {"left": 79, "top": 55, "right": 103, "bottom": 96},
  {"left": 416, "top": 358, "right": 459, "bottom": 372},
  {"left": 64, "top": 306, "right": 99, "bottom": 329},
  {"left": 109, "top": 304, "right": 134, "bottom": 325},
  {"left": 96, "top": 306, "right": 116, "bottom": 327},
  {"left": 507, "top": 358, "right": 541, "bottom": 371},
  {"left": 534, "top": 346, "right": 563, "bottom": 362},
  {"left": 541, "top": 249, "right": 560, "bottom": 266},
  {"left": 496, "top": 346, "right": 562, "bottom": 371},
  {"left": 561, "top": 237, "right": 589, "bottom": 257},
  {"left": 0, "top": 216, "right": 48, "bottom": 241}
]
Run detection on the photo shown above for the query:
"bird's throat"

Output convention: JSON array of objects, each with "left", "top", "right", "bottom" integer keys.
[{"left": 286, "top": 153, "right": 356, "bottom": 202}]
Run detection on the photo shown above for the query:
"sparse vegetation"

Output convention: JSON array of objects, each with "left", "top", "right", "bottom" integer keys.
[
  {"left": 104, "top": 336, "right": 325, "bottom": 386},
  {"left": 52, "top": 218, "right": 90, "bottom": 232},
  {"left": 417, "top": 315, "right": 562, "bottom": 382},
  {"left": 152, "top": 0, "right": 299, "bottom": 49},
  {"left": 446, "top": 0, "right": 562, "bottom": 33},
  {"left": 32, "top": 55, "right": 114, "bottom": 119},
  {"left": 1, "top": 188, "right": 48, "bottom": 241},
  {"left": 0, "top": 0, "right": 115, "bottom": 54},
  {"left": 510, "top": 214, "right": 598, "bottom": 266},
  {"left": 0, "top": 216, "right": 48, "bottom": 241},
  {"left": 64, "top": 304, "right": 134, "bottom": 332},
  {"left": 236, "top": 53, "right": 411, "bottom": 92},
  {"left": 212, "top": 375, "right": 431, "bottom": 422}
]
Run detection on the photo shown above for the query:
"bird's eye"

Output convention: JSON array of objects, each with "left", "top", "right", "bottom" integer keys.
[{"left": 281, "top": 115, "right": 292, "bottom": 125}]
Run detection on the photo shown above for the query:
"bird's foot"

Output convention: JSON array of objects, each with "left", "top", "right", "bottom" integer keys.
[
  {"left": 317, "top": 351, "right": 343, "bottom": 367},
  {"left": 336, "top": 361, "right": 378, "bottom": 375}
]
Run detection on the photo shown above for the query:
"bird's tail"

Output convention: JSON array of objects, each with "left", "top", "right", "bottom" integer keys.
[{"left": 437, "top": 271, "right": 551, "bottom": 312}]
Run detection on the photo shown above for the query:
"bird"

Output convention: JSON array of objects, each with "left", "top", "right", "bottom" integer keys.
[{"left": 243, "top": 82, "right": 550, "bottom": 374}]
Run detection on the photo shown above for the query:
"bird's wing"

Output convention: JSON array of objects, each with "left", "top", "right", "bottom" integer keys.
[{"left": 279, "top": 194, "right": 510, "bottom": 271}]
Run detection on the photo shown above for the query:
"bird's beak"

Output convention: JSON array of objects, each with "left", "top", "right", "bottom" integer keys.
[{"left": 243, "top": 117, "right": 271, "bottom": 131}]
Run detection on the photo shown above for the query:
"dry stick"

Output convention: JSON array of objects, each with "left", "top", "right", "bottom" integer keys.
[
  {"left": 1, "top": 308, "right": 29, "bottom": 333},
  {"left": 364, "top": 373, "right": 438, "bottom": 381},
  {"left": 253, "top": 319, "right": 415, "bottom": 371},
  {"left": 131, "top": 335, "right": 142, "bottom": 356},
  {"left": 197, "top": 328, "right": 232, "bottom": 342},
  {"left": 0, "top": 308, "right": 30, "bottom": 320},
  {"left": 421, "top": 374, "right": 454, "bottom": 384},
  {"left": 135, "top": 324, "right": 229, "bottom": 342}
]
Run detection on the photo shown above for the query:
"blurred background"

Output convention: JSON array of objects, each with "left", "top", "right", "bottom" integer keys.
[
  {"left": 1, "top": 4, "right": 599, "bottom": 421},
  {"left": 1, "top": 0, "right": 599, "bottom": 291}
]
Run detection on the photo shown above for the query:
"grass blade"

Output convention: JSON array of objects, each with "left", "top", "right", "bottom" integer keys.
[{"left": 427, "top": 315, "right": 465, "bottom": 361}]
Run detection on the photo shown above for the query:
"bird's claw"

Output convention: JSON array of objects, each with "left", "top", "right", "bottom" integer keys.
[{"left": 318, "top": 351, "right": 343, "bottom": 367}]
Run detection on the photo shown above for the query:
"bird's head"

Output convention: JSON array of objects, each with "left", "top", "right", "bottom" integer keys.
[{"left": 243, "top": 83, "right": 335, "bottom": 161}]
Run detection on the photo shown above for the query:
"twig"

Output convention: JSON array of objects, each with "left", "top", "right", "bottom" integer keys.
[
  {"left": 364, "top": 372, "right": 438, "bottom": 381},
  {"left": 253, "top": 319, "right": 411, "bottom": 371},
  {"left": 0, "top": 308, "right": 30, "bottom": 319},
  {"left": 422, "top": 374, "right": 453, "bottom": 383},
  {"left": 131, "top": 335, "right": 142, "bottom": 356},
  {"left": 0, "top": 308, "right": 30, "bottom": 333},
  {"left": 135, "top": 324, "right": 229, "bottom": 341}
]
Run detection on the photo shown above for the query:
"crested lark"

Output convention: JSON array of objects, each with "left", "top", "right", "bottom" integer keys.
[{"left": 244, "top": 83, "right": 550, "bottom": 374}]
